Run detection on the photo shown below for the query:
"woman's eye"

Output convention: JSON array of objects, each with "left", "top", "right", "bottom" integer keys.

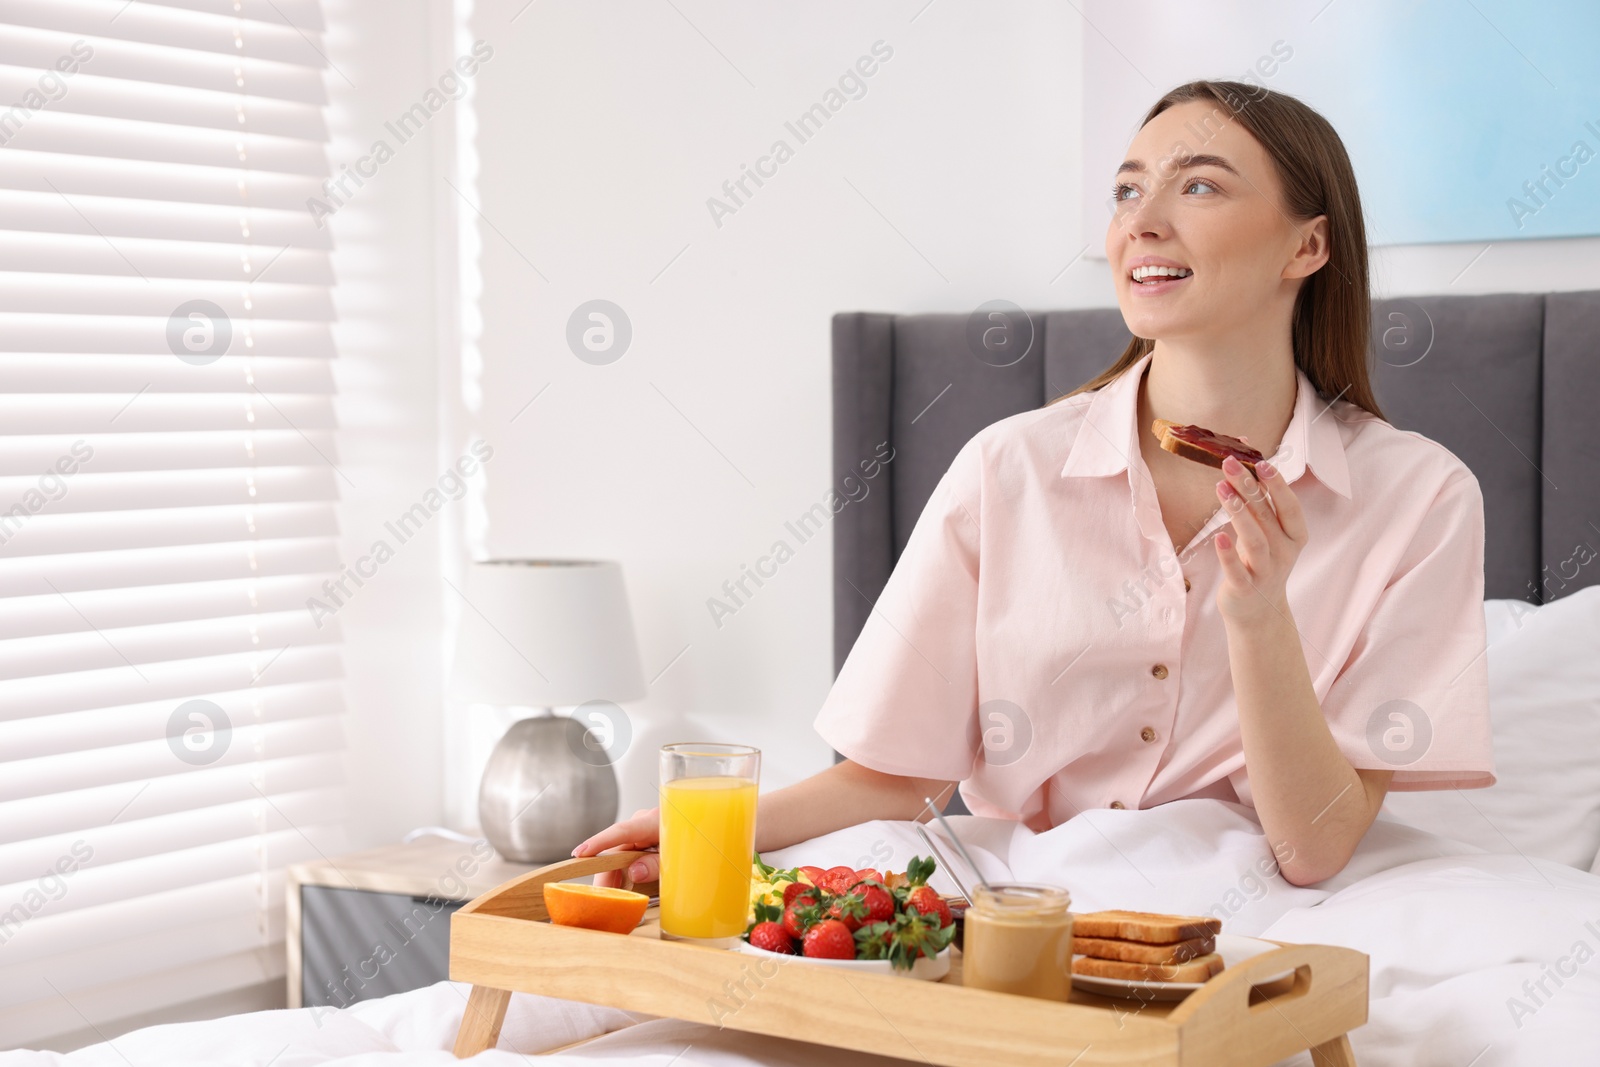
[{"left": 1111, "top": 178, "right": 1215, "bottom": 202}]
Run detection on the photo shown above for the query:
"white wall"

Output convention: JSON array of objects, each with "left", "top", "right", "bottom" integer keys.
[
  {"left": 451, "top": 1, "right": 1600, "bottom": 828},
  {"left": 454, "top": 0, "right": 1085, "bottom": 823},
  {"left": 322, "top": 0, "right": 454, "bottom": 848}
]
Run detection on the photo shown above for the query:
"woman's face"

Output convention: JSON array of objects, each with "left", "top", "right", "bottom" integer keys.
[{"left": 1105, "top": 98, "right": 1327, "bottom": 344}]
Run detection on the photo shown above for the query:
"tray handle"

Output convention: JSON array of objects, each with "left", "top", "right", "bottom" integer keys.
[
  {"left": 456, "top": 850, "right": 659, "bottom": 921},
  {"left": 1164, "top": 940, "right": 1368, "bottom": 1066}
]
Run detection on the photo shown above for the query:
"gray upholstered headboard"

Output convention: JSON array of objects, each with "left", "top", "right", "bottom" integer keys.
[{"left": 832, "top": 291, "right": 1600, "bottom": 683}]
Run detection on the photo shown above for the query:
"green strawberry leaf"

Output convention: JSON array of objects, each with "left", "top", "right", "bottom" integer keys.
[
  {"left": 883, "top": 906, "right": 950, "bottom": 970},
  {"left": 854, "top": 921, "right": 892, "bottom": 960},
  {"left": 905, "top": 855, "right": 936, "bottom": 887},
  {"left": 833, "top": 892, "right": 868, "bottom": 922},
  {"left": 791, "top": 895, "right": 830, "bottom": 932}
]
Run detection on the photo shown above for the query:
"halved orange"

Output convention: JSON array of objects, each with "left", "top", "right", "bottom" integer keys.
[{"left": 543, "top": 882, "right": 650, "bottom": 934}]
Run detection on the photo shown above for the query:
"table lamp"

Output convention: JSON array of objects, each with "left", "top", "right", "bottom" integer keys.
[{"left": 449, "top": 559, "right": 647, "bottom": 862}]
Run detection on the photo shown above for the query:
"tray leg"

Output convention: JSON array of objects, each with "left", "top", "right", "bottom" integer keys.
[
  {"left": 453, "top": 984, "right": 512, "bottom": 1058},
  {"left": 1308, "top": 1033, "right": 1357, "bottom": 1067}
]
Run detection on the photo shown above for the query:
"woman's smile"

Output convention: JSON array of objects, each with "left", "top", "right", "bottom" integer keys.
[
  {"left": 1129, "top": 271, "right": 1194, "bottom": 297},
  {"left": 1125, "top": 255, "right": 1196, "bottom": 298}
]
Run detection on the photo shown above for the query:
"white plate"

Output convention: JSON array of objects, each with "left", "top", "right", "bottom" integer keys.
[
  {"left": 1070, "top": 933, "right": 1294, "bottom": 1002},
  {"left": 735, "top": 938, "right": 951, "bottom": 980}
]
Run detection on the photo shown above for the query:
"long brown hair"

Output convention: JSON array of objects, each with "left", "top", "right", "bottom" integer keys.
[{"left": 1055, "top": 79, "right": 1384, "bottom": 421}]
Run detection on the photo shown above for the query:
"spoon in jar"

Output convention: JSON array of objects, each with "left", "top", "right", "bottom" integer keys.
[
  {"left": 915, "top": 823, "right": 974, "bottom": 905},
  {"left": 922, "top": 795, "right": 991, "bottom": 899}
]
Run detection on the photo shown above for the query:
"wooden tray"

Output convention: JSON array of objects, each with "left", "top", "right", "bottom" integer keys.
[{"left": 449, "top": 850, "right": 1368, "bottom": 1066}]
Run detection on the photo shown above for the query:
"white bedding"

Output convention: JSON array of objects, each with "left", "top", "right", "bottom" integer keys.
[{"left": 10, "top": 801, "right": 1600, "bottom": 1067}]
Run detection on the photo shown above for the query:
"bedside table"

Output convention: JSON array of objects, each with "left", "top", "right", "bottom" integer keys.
[{"left": 286, "top": 837, "right": 543, "bottom": 1009}]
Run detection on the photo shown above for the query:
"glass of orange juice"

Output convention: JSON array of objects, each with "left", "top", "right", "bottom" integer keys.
[{"left": 657, "top": 742, "right": 760, "bottom": 946}]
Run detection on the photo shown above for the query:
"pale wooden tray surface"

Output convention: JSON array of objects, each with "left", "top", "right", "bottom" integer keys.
[{"left": 448, "top": 851, "right": 1367, "bottom": 1066}]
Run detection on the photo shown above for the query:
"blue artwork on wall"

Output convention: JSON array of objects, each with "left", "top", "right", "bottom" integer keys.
[
  {"left": 1335, "top": 0, "right": 1600, "bottom": 243},
  {"left": 1083, "top": 0, "right": 1600, "bottom": 247}
]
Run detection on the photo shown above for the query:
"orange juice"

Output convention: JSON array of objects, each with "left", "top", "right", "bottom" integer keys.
[{"left": 658, "top": 775, "right": 759, "bottom": 940}]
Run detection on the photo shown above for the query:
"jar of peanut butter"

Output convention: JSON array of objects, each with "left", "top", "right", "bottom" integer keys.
[{"left": 961, "top": 883, "right": 1073, "bottom": 1000}]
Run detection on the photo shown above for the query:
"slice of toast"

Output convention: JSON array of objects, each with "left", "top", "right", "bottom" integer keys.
[
  {"left": 1072, "top": 951, "right": 1225, "bottom": 983},
  {"left": 1151, "top": 418, "right": 1263, "bottom": 475},
  {"left": 1071, "top": 909, "right": 1223, "bottom": 943},
  {"left": 1072, "top": 933, "right": 1215, "bottom": 964}
]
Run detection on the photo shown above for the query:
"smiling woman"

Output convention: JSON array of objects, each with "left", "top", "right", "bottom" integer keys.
[
  {"left": 1036, "top": 80, "right": 1480, "bottom": 884},
  {"left": 583, "top": 79, "right": 1495, "bottom": 899},
  {"left": 1064, "top": 80, "right": 1378, "bottom": 423}
]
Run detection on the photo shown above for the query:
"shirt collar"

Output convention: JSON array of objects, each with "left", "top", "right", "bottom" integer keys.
[{"left": 1059, "top": 350, "right": 1352, "bottom": 500}]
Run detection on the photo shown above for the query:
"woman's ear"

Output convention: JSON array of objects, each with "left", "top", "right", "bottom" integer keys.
[{"left": 1286, "top": 214, "right": 1331, "bottom": 279}]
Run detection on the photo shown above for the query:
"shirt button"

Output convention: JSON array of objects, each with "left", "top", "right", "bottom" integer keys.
[
  {"left": 1110, "top": 800, "right": 1126, "bottom": 809},
  {"left": 1140, "top": 726, "right": 1156, "bottom": 743},
  {"left": 1183, "top": 577, "right": 1192, "bottom": 592},
  {"left": 1151, "top": 663, "right": 1169, "bottom": 679}
]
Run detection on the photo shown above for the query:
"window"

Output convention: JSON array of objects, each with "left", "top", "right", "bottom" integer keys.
[{"left": 0, "top": 0, "right": 345, "bottom": 1048}]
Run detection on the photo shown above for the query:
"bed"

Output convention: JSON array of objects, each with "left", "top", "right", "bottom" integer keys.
[{"left": 15, "top": 290, "right": 1600, "bottom": 1066}]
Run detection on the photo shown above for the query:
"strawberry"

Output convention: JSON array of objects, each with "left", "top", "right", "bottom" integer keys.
[
  {"left": 782, "top": 883, "right": 818, "bottom": 909},
  {"left": 906, "top": 885, "right": 954, "bottom": 929},
  {"left": 782, "top": 893, "right": 826, "bottom": 939},
  {"left": 802, "top": 918, "right": 857, "bottom": 960},
  {"left": 851, "top": 883, "right": 895, "bottom": 926},
  {"left": 853, "top": 868, "right": 884, "bottom": 885},
  {"left": 748, "top": 921, "right": 794, "bottom": 955},
  {"left": 796, "top": 865, "right": 826, "bottom": 886},
  {"left": 855, "top": 908, "right": 956, "bottom": 970},
  {"left": 888, "top": 907, "right": 955, "bottom": 967},
  {"left": 826, "top": 880, "right": 896, "bottom": 931},
  {"left": 821, "top": 865, "right": 857, "bottom": 894},
  {"left": 781, "top": 904, "right": 806, "bottom": 939},
  {"left": 826, "top": 891, "right": 867, "bottom": 931},
  {"left": 854, "top": 920, "right": 894, "bottom": 959}
]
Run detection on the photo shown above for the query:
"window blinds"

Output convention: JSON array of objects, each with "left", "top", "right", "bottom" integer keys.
[{"left": 0, "top": 0, "right": 346, "bottom": 1049}]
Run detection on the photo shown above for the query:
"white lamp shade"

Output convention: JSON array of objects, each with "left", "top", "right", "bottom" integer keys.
[{"left": 449, "top": 560, "right": 648, "bottom": 706}]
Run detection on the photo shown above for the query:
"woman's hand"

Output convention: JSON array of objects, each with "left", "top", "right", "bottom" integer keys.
[
  {"left": 571, "top": 807, "right": 660, "bottom": 889},
  {"left": 1213, "top": 454, "right": 1307, "bottom": 627}
]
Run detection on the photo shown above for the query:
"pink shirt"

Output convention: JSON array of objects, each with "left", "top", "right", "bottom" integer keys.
[{"left": 814, "top": 350, "right": 1496, "bottom": 831}]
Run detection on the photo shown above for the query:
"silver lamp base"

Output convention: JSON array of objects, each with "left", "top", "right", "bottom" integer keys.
[{"left": 477, "top": 714, "right": 620, "bottom": 863}]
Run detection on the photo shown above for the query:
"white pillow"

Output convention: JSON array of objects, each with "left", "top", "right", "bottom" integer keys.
[{"left": 1379, "top": 587, "right": 1600, "bottom": 871}]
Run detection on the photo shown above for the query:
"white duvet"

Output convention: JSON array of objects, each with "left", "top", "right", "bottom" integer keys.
[{"left": 9, "top": 800, "right": 1600, "bottom": 1067}]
